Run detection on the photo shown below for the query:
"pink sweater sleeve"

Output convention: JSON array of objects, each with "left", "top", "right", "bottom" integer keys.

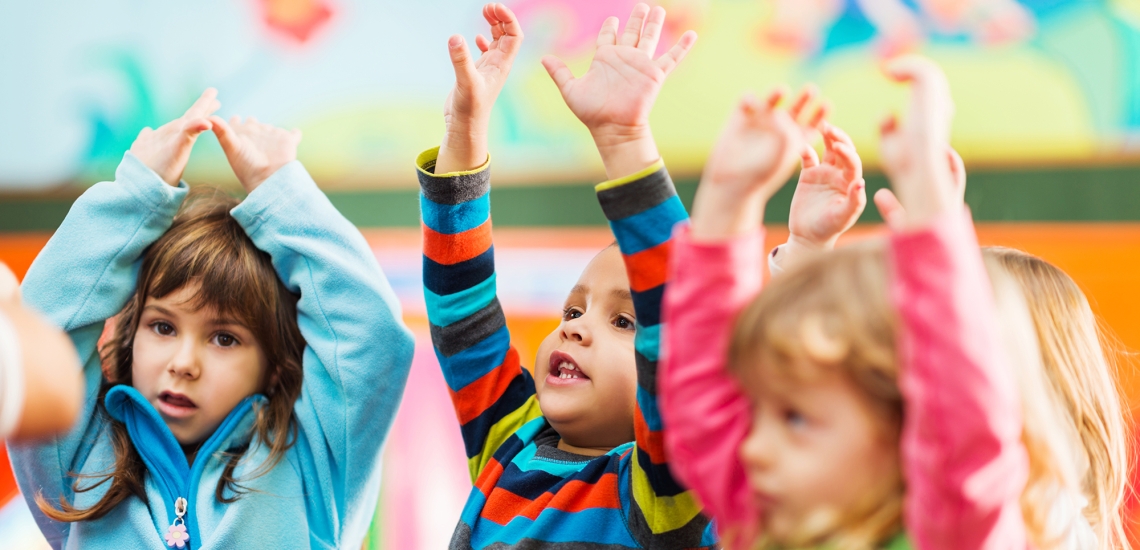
[
  {"left": 890, "top": 211, "right": 1029, "bottom": 550},
  {"left": 661, "top": 225, "right": 763, "bottom": 545}
]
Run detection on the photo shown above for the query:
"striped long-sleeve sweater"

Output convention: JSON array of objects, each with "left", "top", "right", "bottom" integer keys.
[{"left": 417, "top": 147, "right": 716, "bottom": 549}]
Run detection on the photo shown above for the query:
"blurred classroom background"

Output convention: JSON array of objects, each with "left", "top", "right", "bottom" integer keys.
[{"left": 2, "top": 0, "right": 1140, "bottom": 547}]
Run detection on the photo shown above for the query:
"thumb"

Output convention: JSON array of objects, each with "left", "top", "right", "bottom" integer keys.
[
  {"left": 182, "top": 118, "right": 211, "bottom": 139},
  {"left": 448, "top": 35, "right": 480, "bottom": 88},
  {"left": 209, "top": 115, "right": 237, "bottom": 153},
  {"left": 873, "top": 188, "right": 906, "bottom": 231},
  {"left": 541, "top": 55, "right": 574, "bottom": 93}
]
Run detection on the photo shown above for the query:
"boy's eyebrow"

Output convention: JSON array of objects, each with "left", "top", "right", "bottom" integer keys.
[
  {"left": 612, "top": 289, "right": 633, "bottom": 301},
  {"left": 569, "top": 284, "right": 589, "bottom": 295}
]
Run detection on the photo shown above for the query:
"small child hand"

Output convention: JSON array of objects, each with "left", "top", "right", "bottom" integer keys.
[
  {"left": 878, "top": 55, "right": 957, "bottom": 227},
  {"left": 874, "top": 146, "right": 965, "bottom": 230},
  {"left": 128, "top": 88, "right": 219, "bottom": 186},
  {"left": 542, "top": 3, "right": 697, "bottom": 179},
  {"left": 0, "top": 261, "right": 19, "bottom": 303},
  {"left": 787, "top": 121, "right": 866, "bottom": 250},
  {"left": 690, "top": 87, "right": 823, "bottom": 241},
  {"left": 210, "top": 116, "right": 302, "bottom": 194},
  {"left": 436, "top": 3, "right": 523, "bottom": 174}
]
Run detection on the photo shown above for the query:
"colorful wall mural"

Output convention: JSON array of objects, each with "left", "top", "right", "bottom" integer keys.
[{"left": 1, "top": 0, "right": 1139, "bottom": 191}]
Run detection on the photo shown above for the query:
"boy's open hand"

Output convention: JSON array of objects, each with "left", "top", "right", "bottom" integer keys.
[
  {"left": 690, "top": 87, "right": 823, "bottom": 241},
  {"left": 542, "top": 3, "right": 697, "bottom": 179},
  {"left": 878, "top": 55, "right": 957, "bottom": 228},
  {"left": 436, "top": 3, "right": 523, "bottom": 174},
  {"left": 787, "top": 121, "right": 866, "bottom": 250},
  {"left": 210, "top": 115, "right": 302, "bottom": 194},
  {"left": 128, "top": 88, "right": 219, "bottom": 186}
]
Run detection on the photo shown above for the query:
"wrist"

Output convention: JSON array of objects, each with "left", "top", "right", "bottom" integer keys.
[
  {"left": 689, "top": 189, "right": 766, "bottom": 242},
  {"left": 437, "top": 127, "right": 489, "bottom": 174},
  {"left": 590, "top": 124, "right": 659, "bottom": 181},
  {"left": 785, "top": 232, "right": 838, "bottom": 254}
]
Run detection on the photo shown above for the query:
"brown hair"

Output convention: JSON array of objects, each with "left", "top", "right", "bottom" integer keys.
[
  {"left": 985, "top": 247, "right": 1131, "bottom": 550},
  {"left": 36, "top": 189, "right": 305, "bottom": 521}
]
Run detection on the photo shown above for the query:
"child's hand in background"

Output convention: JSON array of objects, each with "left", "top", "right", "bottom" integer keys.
[
  {"left": 878, "top": 55, "right": 958, "bottom": 228},
  {"left": 210, "top": 115, "right": 302, "bottom": 194},
  {"left": 0, "top": 261, "right": 18, "bottom": 303},
  {"left": 542, "top": 3, "right": 697, "bottom": 180},
  {"left": 690, "top": 87, "right": 824, "bottom": 241},
  {"left": 436, "top": 3, "right": 524, "bottom": 174},
  {"left": 874, "top": 147, "right": 965, "bottom": 230},
  {"left": 786, "top": 121, "right": 866, "bottom": 252},
  {"left": 128, "top": 88, "right": 219, "bottom": 186}
]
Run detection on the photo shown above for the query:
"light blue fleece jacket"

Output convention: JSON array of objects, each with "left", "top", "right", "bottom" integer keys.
[{"left": 7, "top": 153, "right": 415, "bottom": 549}]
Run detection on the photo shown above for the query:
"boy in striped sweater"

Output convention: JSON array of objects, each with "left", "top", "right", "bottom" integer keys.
[{"left": 418, "top": 3, "right": 713, "bottom": 548}]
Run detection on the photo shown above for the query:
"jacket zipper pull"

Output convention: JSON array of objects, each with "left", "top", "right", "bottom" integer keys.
[{"left": 164, "top": 496, "right": 189, "bottom": 548}]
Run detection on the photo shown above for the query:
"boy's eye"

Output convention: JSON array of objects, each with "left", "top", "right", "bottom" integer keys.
[
  {"left": 562, "top": 307, "right": 583, "bottom": 321},
  {"left": 151, "top": 321, "right": 175, "bottom": 336},
  {"left": 213, "top": 333, "right": 239, "bottom": 348},
  {"left": 613, "top": 315, "right": 634, "bottom": 331}
]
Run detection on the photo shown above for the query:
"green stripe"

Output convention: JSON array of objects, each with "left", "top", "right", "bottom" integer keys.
[{"left": 2, "top": 165, "right": 1138, "bottom": 231}]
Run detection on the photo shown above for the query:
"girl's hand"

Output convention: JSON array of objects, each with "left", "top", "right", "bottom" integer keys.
[
  {"left": 210, "top": 116, "right": 302, "bottom": 194},
  {"left": 874, "top": 146, "right": 965, "bottom": 230},
  {"left": 128, "top": 88, "right": 219, "bottom": 186},
  {"left": 436, "top": 3, "right": 524, "bottom": 174},
  {"left": 542, "top": 3, "right": 697, "bottom": 180},
  {"left": 787, "top": 121, "right": 866, "bottom": 250},
  {"left": 690, "top": 87, "right": 825, "bottom": 241},
  {"left": 878, "top": 55, "right": 957, "bottom": 228}
]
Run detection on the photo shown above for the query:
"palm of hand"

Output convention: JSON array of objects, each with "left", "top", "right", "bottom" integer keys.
[
  {"left": 790, "top": 163, "right": 861, "bottom": 242},
  {"left": 446, "top": 35, "right": 518, "bottom": 124},
  {"left": 704, "top": 111, "right": 801, "bottom": 200},
  {"left": 129, "top": 119, "right": 203, "bottom": 185},
  {"left": 230, "top": 128, "right": 298, "bottom": 189},
  {"left": 561, "top": 45, "right": 664, "bottom": 130}
]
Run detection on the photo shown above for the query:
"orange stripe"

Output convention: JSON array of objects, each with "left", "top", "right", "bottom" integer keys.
[
  {"left": 422, "top": 219, "right": 493, "bottom": 266},
  {"left": 482, "top": 487, "right": 534, "bottom": 524},
  {"left": 545, "top": 473, "right": 622, "bottom": 513},
  {"left": 624, "top": 240, "right": 671, "bottom": 293},
  {"left": 450, "top": 347, "right": 522, "bottom": 424},
  {"left": 475, "top": 457, "right": 506, "bottom": 496},
  {"left": 634, "top": 404, "right": 667, "bottom": 465}
]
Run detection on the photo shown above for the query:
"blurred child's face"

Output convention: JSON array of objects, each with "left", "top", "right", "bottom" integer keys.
[
  {"left": 739, "top": 361, "right": 900, "bottom": 544},
  {"left": 132, "top": 283, "right": 269, "bottom": 447},
  {"left": 534, "top": 246, "right": 638, "bottom": 452}
]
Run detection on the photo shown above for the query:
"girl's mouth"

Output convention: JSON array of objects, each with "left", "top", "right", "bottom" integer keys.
[
  {"left": 157, "top": 391, "right": 198, "bottom": 418},
  {"left": 546, "top": 350, "right": 591, "bottom": 386}
]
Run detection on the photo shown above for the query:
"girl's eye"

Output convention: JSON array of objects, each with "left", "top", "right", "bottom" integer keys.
[
  {"left": 613, "top": 315, "right": 635, "bottom": 331},
  {"left": 784, "top": 409, "right": 809, "bottom": 430},
  {"left": 151, "top": 321, "right": 175, "bottom": 336},
  {"left": 213, "top": 333, "right": 239, "bottom": 348},
  {"left": 562, "top": 307, "right": 583, "bottom": 321}
]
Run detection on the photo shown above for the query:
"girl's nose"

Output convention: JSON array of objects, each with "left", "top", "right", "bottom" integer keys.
[{"left": 168, "top": 338, "right": 202, "bottom": 380}]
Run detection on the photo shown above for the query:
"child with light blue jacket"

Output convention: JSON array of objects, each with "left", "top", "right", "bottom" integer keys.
[{"left": 8, "top": 89, "right": 415, "bottom": 549}]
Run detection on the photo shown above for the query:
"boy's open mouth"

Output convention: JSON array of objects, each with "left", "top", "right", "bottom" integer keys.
[
  {"left": 547, "top": 350, "right": 591, "bottom": 384},
  {"left": 157, "top": 391, "right": 198, "bottom": 418}
]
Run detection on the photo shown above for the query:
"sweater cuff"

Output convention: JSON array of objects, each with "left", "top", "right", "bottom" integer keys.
[
  {"left": 595, "top": 161, "right": 675, "bottom": 222},
  {"left": 416, "top": 147, "right": 492, "bottom": 206},
  {"left": 116, "top": 152, "right": 189, "bottom": 213}
]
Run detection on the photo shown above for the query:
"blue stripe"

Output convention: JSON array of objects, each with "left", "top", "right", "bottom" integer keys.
[
  {"left": 460, "top": 487, "right": 488, "bottom": 527},
  {"left": 420, "top": 193, "right": 489, "bottom": 235},
  {"left": 636, "top": 385, "right": 663, "bottom": 432},
  {"left": 472, "top": 508, "right": 640, "bottom": 548},
  {"left": 424, "top": 246, "right": 495, "bottom": 296},
  {"left": 634, "top": 322, "right": 659, "bottom": 363},
  {"left": 608, "top": 196, "right": 687, "bottom": 255},
  {"left": 425, "top": 273, "right": 498, "bottom": 327},
  {"left": 437, "top": 326, "right": 511, "bottom": 391}
]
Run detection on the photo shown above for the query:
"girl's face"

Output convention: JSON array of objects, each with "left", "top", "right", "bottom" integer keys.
[
  {"left": 132, "top": 283, "right": 269, "bottom": 447},
  {"left": 739, "top": 361, "right": 899, "bottom": 544}
]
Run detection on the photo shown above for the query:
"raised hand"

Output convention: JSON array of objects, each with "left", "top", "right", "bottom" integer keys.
[
  {"left": 690, "top": 87, "right": 823, "bottom": 241},
  {"left": 541, "top": 3, "right": 698, "bottom": 179},
  {"left": 128, "top": 88, "right": 219, "bottom": 186},
  {"left": 878, "top": 55, "right": 957, "bottom": 227},
  {"left": 787, "top": 119, "right": 865, "bottom": 250},
  {"left": 874, "top": 146, "right": 965, "bottom": 230},
  {"left": 436, "top": 3, "right": 524, "bottom": 174},
  {"left": 210, "top": 116, "right": 302, "bottom": 194}
]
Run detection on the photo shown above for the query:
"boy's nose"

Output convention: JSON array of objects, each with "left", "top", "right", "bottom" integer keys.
[{"left": 560, "top": 316, "right": 593, "bottom": 345}]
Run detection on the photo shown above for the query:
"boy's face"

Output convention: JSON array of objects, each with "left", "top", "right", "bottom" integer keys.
[
  {"left": 132, "top": 283, "right": 269, "bottom": 447},
  {"left": 534, "top": 246, "right": 639, "bottom": 452}
]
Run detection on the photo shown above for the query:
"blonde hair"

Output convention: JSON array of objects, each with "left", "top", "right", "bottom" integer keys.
[
  {"left": 728, "top": 240, "right": 1089, "bottom": 549},
  {"left": 984, "top": 247, "right": 1130, "bottom": 550}
]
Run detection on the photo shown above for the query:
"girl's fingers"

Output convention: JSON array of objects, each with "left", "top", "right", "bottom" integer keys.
[
  {"left": 884, "top": 55, "right": 953, "bottom": 135},
  {"left": 638, "top": 6, "right": 666, "bottom": 55},
  {"left": 763, "top": 86, "right": 789, "bottom": 111},
  {"left": 620, "top": 3, "right": 651, "bottom": 47},
  {"left": 448, "top": 35, "right": 481, "bottom": 87},
  {"left": 541, "top": 55, "right": 575, "bottom": 92},
  {"left": 831, "top": 142, "right": 863, "bottom": 182},
  {"left": 787, "top": 84, "right": 819, "bottom": 123},
  {"left": 654, "top": 30, "right": 697, "bottom": 75},
  {"left": 947, "top": 147, "right": 966, "bottom": 196},
  {"left": 849, "top": 178, "right": 867, "bottom": 206},
  {"left": 806, "top": 101, "right": 830, "bottom": 130},
  {"left": 879, "top": 113, "right": 899, "bottom": 136},
  {"left": 596, "top": 16, "right": 620, "bottom": 48},
  {"left": 801, "top": 143, "right": 820, "bottom": 169},
  {"left": 184, "top": 88, "right": 220, "bottom": 120},
  {"left": 182, "top": 118, "right": 212, "bottom": 137},
  {"left": 873, "top": 188, "right": 907, "bottom": 230},
  {"left": 475, "top": 34, "right": 491, "bottom": 53},
  {"left": 210, "top": 115, "right": 237, "bottom": 153},
  {"left": 822, "top": 121, "right": 855, "bottom": 149},
  {"left": 488, "top": 3, "right": 523, "bottom": 54}
]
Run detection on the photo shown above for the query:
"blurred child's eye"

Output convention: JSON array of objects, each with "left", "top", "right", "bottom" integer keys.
[
  {"left": 784, "top": 409, "right": 809, "bottom": 430},
  {"left": 213, "top": 332, "right": 240, "bottom": 348},
  {"left": 151, "top": 321, "right": 175, "bottom": 336},
  {"left": 562, "top": 307, "right": 583, "bottom": 321},
  {"left": 613, "top": 315, "right": 635, "bottom": 331}
]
